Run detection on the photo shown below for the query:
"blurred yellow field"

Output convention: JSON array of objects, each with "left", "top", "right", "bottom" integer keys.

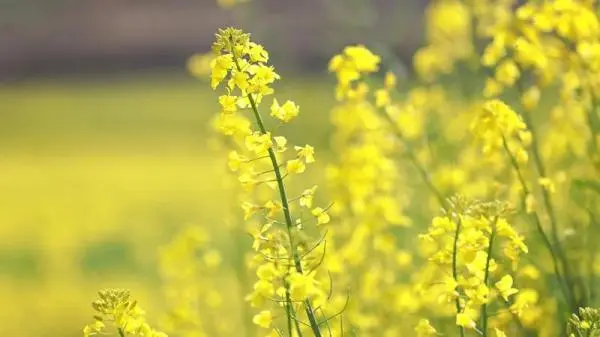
[{"left": 0, "top": 76, "right": 331, "bottom": 336}]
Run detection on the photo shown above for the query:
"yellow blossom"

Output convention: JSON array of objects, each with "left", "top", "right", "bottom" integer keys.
[
  {"left": 496, "top": 275, "right": 519, "bottom": 301},
  {"left": 273, "top": 136, "right": 287, "bottom": 152},
  {"left": 252, "top": 310, "right": 273, "bottom": 329},
  {"left": 415, "top": 319, "right": 437, "bottom": 337},
  {"left": 456, "top": 310, "right": 477, "bottom": 329},
  {"left": 299, "top": 185, "right": 318, "bottom": 208},
  {"left": 286, "top": 159, "right": 306, "bottom": 174},
  {"left": 245, "top": 132, "right": 272, "bottom": 155},
  {"left": 218, "top": 94, "right": 239, "bottom": 113},
  {"left": 270, "top": 99, "right": 299, "bottom": 122},
  {"left": 263, "top": 200, "right": 282, "bottom": 218},
  {"left": 311, "top": 207, "right": 330, "bottom": 225},
  {"left": 228, "top": 151, "right": 247, "bottom": 172},
  {"left": 295, "top": 145, "right": 315, "bottom": 163},
  {"left": 242, "top": 201, "right": 260, "bottom": 220},
  {"left": 384, "top": 72, "right": 397, "bottom": 89}
]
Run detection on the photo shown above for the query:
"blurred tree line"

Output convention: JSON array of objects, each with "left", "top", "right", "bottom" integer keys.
[{"left": 0, "top": 0, "right": 426, "bottom": 80}]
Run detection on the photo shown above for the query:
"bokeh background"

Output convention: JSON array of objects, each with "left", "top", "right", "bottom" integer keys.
[{"left": 0, "top": 1, "right": 426, "bottom": 336}]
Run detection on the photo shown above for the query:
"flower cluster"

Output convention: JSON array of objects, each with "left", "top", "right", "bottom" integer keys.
[
  {"left": 210, "top": 27, "right": 331, "bottom": 337},
  {"left": 568, "top": 307, "right": 600, "bottom": 337},
  {"left": 83, "top": 289, "right": 166, "bottom": 337},
  {"left": 470, "top": 99, "right": 531, "bottom": 164},
  {"left": 326, "top": 45, "right": 420, "bottom": 335},
  {"left": 418, "top": 196, "right": 527, "bottom": 334},
  {"left": 413, "top": 0, "right": 474, "bottom": 81},
  {"left": 480, "top": 0, "right": 600, "bottom": 163}
]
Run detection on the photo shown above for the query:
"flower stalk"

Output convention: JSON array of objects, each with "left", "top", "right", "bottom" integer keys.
[{"left": 481, "top": 217, "right": 497, "bottom": 337}]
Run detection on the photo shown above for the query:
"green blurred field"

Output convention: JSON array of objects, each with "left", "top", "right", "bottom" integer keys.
[{"left": 0, "top": 73, "right": 334, "bottom": 336}]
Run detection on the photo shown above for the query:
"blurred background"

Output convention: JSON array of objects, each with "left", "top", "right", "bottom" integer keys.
[{"left": 0, "top": 1, "right": 425, "bottom": 336}]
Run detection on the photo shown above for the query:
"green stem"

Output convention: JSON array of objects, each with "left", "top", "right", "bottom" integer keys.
[
  {"left": 586, "top": 96, "right": 599, "bottom": 157},
  {"left": 501, "top": 136, "right": 573, "bottom": 308},
  {"left": 285, "top": 284, "right": 294, "bottom": 337},
  {"left": 521, "top": 109, "right": 575, "bottom": 289},
  {"left": 118, "top": 328, "right": 126, "bottom": 337},
  {"left": 230, "top": 47, "right": 323, "bottom": 337},
  {"left": 452, "top": 216, "right": 466, "bottom": 337},
  {"left": 588, "top": 209, "right": 598, "bottom": 304},
  {"left": 285, "top": 287, "right": 304, "bottom": 337},
  {"left": 515, "top": 72, "right": 578, "bottom": 310},
  {"left": 481, "top": 217, "right": 498, "bottom": 337}
]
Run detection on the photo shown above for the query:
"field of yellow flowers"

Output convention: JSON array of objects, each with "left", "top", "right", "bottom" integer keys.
[
  {"left": 0, "top": 75, "right": 333, "bottom": 337},
  {"left": 6, "top": 0, "right": 600, "bottom": 336}
]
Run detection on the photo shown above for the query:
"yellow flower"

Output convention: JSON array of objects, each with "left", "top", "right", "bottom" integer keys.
[
  {"left": 495, "top": 328, "right": 507, "bottom": 337},
  {"left": 256, "top": 263, "right": 278, "bottom": 281},
  {"left": 270, "top": 99, "right": 299, "bottom": 122},
  {"left": 344, "top": 45, "right": 381, "bottom": 72},
  {"left": 213, "top": 113, "right": 251, "bottom": 136},
  {"left": 510, "top": 288, "right": 538, "bottom": 317},
  {"left": 263, "top": 200, "right": 282, "bottom": 218},
  {"left": 495, "top": 59, "right": 520, "bottom": 86},
  {"left": 482, "top": 35, "right": 507, "bottom": 67},
  {"left": 415, "top": 318, "right": 437, "bottom": 337},
  {"left": 437, "top": 274, "right": 459, "bottom": 303},
  {"left": 288, "top": 272, "right": 315, "bottom": 301},
  {"left": 273, "top": 136, "right": 288, "bottom": 152},
  {"left": 465, "top": 282, "right": 490, "bottom": 305},
  {"left": 252, "top": 310, "right": 273, "bottom": 329},
  {"left": 239, "top": 171, "right": 258, "bottom": 190},
  {"left": 248, "top": 42, "right": 268, "bottom": 63},
  {"left": 495, "top": 275, "right": 519, "bottom": 301},
  {"left": 521, "top": 86, "right": 540, "bottom": 111},
  {"left": 218, "top": 94, "right": 238, "bottom": 113},
  {"left": 253, "top": 279, "right": 275, "bottom": 297},
  {"left": 312, "top": 207, "right": 330, "bottom": 225},
  {"left": 395, "top": 250, "right": 412, "bottom": 269},
  {"left": 227, "top": 151, "right": 246, "bottom": 172},
  {"left": 84, "top": 289, "right": 166, "bottom": 337},
  {"left": 211, "top": 54, "right": 234, "bottom": 89},
  {"left": 245, "top": 132, "right": 272, "bottom": 155},
  {"left": 228, "top": 70, "right": 249, "bottom": 91},
  {"left": 483, "top": 78, "right": 503, "bottom": 98},
  {"left": 375, "top": 89, "right": 391, "bottom": 108},
  {"left": 384, "top": 72, "right": 397, "bottom": 89},
  {"left": 471, "top": 99, "right": 528, "bottom": 156},
  {"left": 286, "top": 159, "right": 306, "bottom": 174},
  {"left": 295, "top": 145, "right": 315, "bottom": 163},
  {"left": 299, "top": 185, "right": 318, "bottom": 208},
  {"left": 456, "top": 311, "right": 477, "bottom": 329},
  {"left": 519, "top": 264, "right": 541, "bottom": 280},
  {"left": 513, "top": 37, "right": 548, "bottom": 70},
  {"left": 242, "top": 201, "right": 260, "bottom": 220},
  {"left": 83, "top": 321, "right": 105, "bottom": 337}
]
